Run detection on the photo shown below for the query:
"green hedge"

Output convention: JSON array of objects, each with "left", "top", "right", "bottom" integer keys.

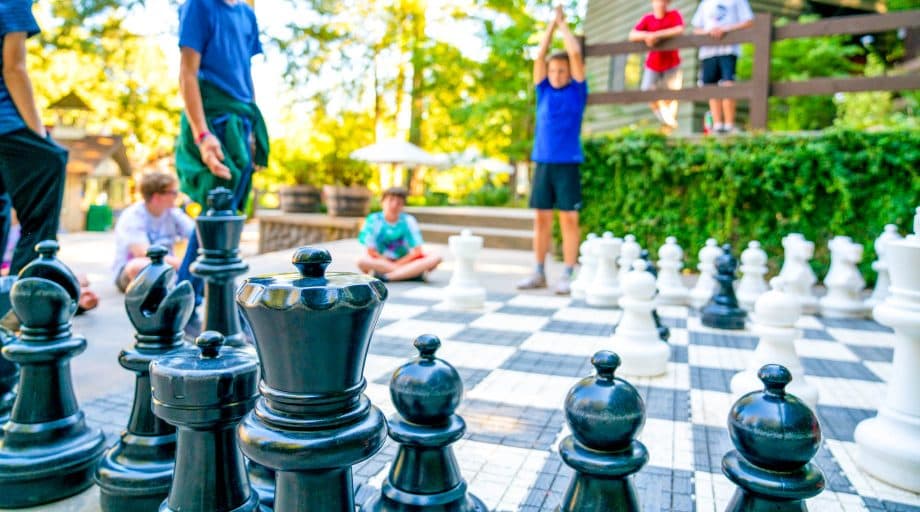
[{"left": 576, "top": 130, "right": 920, "bottom": 281}]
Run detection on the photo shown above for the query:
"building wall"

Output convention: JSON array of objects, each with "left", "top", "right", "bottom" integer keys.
[{"left": 583, "top": 0, "right": 816, "bottom": 135}]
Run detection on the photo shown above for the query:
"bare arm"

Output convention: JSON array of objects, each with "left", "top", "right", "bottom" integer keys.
[
  {"left": 2, "top": 33, "right": 45, "bottom": 136},
  {"left": 533, "top": 22, "right": 556, "bottom": 85},
  {"left": 128, "top": 243, "right": 150, "bottom": 259},
  {"left": 179, "top": 47, "right": 230, "bottom": 179},
  {"left": 555, "top": 12, "right": 585, "bottom": 82}
]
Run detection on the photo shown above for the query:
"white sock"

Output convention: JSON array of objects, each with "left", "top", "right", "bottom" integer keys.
[{"left": 713, "top": 123, "right": 724, "bottom": 131}]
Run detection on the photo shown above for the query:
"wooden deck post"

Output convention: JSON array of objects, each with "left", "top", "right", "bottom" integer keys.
[{"left": 749, "top": 13, "right": 773, "bottom": 131}]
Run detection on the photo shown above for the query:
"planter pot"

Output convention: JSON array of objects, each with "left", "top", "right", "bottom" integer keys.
[
  {"left": 279, "top": 185, "right": 322, "bottom": 213},
  {"left": 323, "top": 185, "right": 372, "bottom": 218}
]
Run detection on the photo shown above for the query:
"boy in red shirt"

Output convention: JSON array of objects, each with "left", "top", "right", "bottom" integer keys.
[{"left": 629, "top": 0, "right": 685, "bottom": 128}]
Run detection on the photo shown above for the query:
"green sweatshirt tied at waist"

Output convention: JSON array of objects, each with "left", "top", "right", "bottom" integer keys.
[{"left": 175, "top": 80, "right": 270, "bottom": 207}]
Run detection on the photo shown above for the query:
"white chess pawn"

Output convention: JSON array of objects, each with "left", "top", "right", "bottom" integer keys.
[
  {"left": 820, "top": 236, "right": 868, "bottom": 318},
  {"left": 586, "top": 233, "right": 622, "bottom": 307},
  {"left": 779, "top": 234, "right": 819, "bottom": 314},
  {"left": 730, "top": 277, "right": 818, "bottom": 408},
  {"left": 612, "top": 260, "right": 670, "bottom": 377},
  {"left": 571, "top": 233, "right": 599, "bottom": 299},
  {"left": 736, "top": 241, "right": 769, "bottom": 311},
  {"left": 865, "top": 225, "right": 902, "bottom": 310},
  {"left": 689, "top": 238, "right": 723, "bottom": 309},
  {"left": 855, "top": 205, "right": 920, "bottom": 492},
  {"left": 618, "top": 234, "right": 642, "bottom": 284},
  {"left": 656, "top": 236, "right": 689, "bottom": 305},
  {"left": 444, "top": 229, "right": 486, "bottom": 310}
]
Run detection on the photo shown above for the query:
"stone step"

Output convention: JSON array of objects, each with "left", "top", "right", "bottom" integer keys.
[
  {"left": 419, "top": 223, "right": 533, "bottom": 251},
  {"left": 405, "top": 206, "right": 534, "bottom": 232}
]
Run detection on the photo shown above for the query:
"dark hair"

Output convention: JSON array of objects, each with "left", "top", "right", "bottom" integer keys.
[
  {"left": 548, "top": 52, "right": 570, "bottom": 65},
  {"left": 382, "top": 186, "right": 408, "bottom": 201}
]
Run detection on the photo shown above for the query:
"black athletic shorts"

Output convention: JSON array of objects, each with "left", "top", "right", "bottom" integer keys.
[
  {"left": 529, "top": 163, "right": 582, "bottom": 211},
  {"left": 700, "top": 55, "right": 738, "bottom": 85}
]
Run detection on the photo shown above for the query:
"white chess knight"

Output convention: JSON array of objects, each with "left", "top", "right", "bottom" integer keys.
[
  {"left": 855, "top": 206, "right": 920, "bottom": 493},
  {"left": 586, "top": 233, "right": 623, "bottom": 307},
  {"left": 865, "top": 224, "right": 902, "bottom": 310},
  {"left": 730, "top": 277, "right": 818, "bottom": 408},
  {"left": 656, "top": 236, "right": 689, "bottom": 305},
  {"left": 618, "top": 234, "right": 641, "bottom": 284},
  {"left": 736, "top": 241, "right": 769, "bottom": 311},
  {"left": 778, "top": 234, "right": 819, "bottom": 314},
  {"left": 444, "top": 229, "right": 486, "bottom": 310},
  {"left": 611, "top": 260, "right": 670, "bottom": 377},
  {"left": 571, "top": 233, "right": 599, "bottom": 299},
  {"left": 820, "top": 236, "right": 869, "bottom": 318},
  {"left": 689, "top": 238, "right": 723, "bottom": 309}
]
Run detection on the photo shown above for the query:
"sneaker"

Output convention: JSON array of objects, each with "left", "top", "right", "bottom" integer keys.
[
  {"left": 516, "top": 273, "right": 547, "bottom": 290},
  {"left": 372, "top": 271, "right": 390, "bottom": 283},
  {"left": 554, "top": 274, "right": 572, "bottom": 296}
]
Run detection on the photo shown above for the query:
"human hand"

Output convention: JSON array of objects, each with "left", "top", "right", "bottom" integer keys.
[
  {"left": 645, "top": 34, "right": 659, "bottom": 47},
  {"left": 554, "top": 5, "right": 565, "bottom": 26},
  {"left": 198, "top": 135, "right": 231, "bottom": 180},
  {"left": 709, "top": 27, "right": 725, "bottom": 39}
]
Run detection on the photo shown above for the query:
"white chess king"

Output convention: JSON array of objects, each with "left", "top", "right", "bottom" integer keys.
[
  {"left": 444, "top": 229, "right": 486, "bottom": 310},
  {"left": 854, "top": 207, "right": 920, "bottom": 493}
]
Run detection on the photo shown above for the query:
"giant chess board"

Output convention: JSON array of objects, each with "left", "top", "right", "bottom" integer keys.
[{"left": 85, "top": 284, "right": 920, "bottom": 512}]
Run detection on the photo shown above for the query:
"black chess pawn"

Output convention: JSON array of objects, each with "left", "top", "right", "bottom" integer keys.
[
  {"left": 237, "top": 247, "right": 388, "bottom": 511},
  {"left": 191, "top": 187, "right": 249, "bottom": 348},
  {"left": 557, "top": 351, "right": 648, "bottom": 512},
  {"left": 95, "top": 246, "right": 195, "bottom": 511},
  {"left": 723, "top": 364, "right": 825, "bottom": 511},
  {"left": 702, "top": 243, "right": 747, "bottom": 330},
  {"left": 362, "top": 334, "right": 488, "bottom": 512},
  {"left": 151, "top": 331, "right": 263, "bottom": 512},
  {"left": 640, "top": 249, "right": 671, "bottom": 342},
  {"left": 0, "top": 241, "right": 105, "bottom": 507},
  {"left": 0, "top": 276, "right": 17, "bottom": 424}
]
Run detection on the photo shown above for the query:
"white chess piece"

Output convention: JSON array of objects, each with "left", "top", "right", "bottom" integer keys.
[
  {"left": 444, "top": 229, "right": 486, "bottom": 310},
  {"left": 656, "top": 236, "right": 689, "bottom": 305},
  {"left": 689, "top": 239, "right": 723, "bottom": 309},
  {"left": 779, "top": 234, "right": 819, "bottom": 314},
  {"left": 855, "top": 205, "right": 920, "bottom": 492},
  {"left": 586, "top": 233, "right": 622, "bottom": 307},
  {"left": 820, "top": 236, "right": 868, "bottom": 318},
  {"left": 571, "top": 233, "right": 599, "bottom": 299},
  {"left": 612, "top": 260, "right": 670, "bottom": 377},
  {"left": 865, "top": 225, "right": 902, "bottom": 310},
  {"left": 736, "top": 241, "right": 769, "bottom": 311},
  {"left": 730, "top": 277, "right": 818, "bottom": 408},
  {"left": 618, "top": 234, "right": 641, "bottom": 284}
]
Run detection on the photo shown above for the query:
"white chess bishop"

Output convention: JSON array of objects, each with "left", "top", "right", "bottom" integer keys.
[
  {"left": 656, "top": 236, "right": 689, "bottom": 305},
  {"left": 571, "top": 233, "right": 599, "bottom": 300},
  {"left": 586, "top": 233, "right": 622, "bottom": 307},
  {"left": 820, "top": 236, "right": 868, "bottom": 318},
  {"left": 444, "top": 229, "right": 486, "bottom": 310},
  {"left": 865, "top": 224, "right": 902, "bottom": 310},
  {"left": 730, "top": 277, "right": 818, "bottom": 408},
  {"left": 618, "top": 234, "right": 641, "bottom": 284},
  {"left": 611, "top": 260, "right": 670, "bottom": 377},
  {"left": 778, "top": 234, "right": 819, "bottom": 314},
  {"left": 736, "top": 241, "right": 769, "bottom": 311},
  {"left": 689, "top": 238, "right": 722, "bottom": 309},
  {"left": 855, "top": 206, "right": 920, "bottom": 493}
]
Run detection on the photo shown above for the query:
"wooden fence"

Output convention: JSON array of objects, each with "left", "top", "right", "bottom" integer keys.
[{"left": 583, "top": 10, "right": 920, "bottom": 130}]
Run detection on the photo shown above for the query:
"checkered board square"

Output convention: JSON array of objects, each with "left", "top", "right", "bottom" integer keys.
[{"left": 83, "top": 284, "right": 920, "bottom": 512}]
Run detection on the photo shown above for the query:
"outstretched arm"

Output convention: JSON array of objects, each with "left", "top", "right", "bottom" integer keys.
[
  {"left": 555, "top": 7, "right": 585, "bottom": 82},
  {"left": 2, "top": 33, "right": 45, "bottom": 137},
  {"left": 179, "top": 47, "right": 231, "bottom": 180},
  {"left": 534, "top": 19, "right": 556, "bottom": 85}
]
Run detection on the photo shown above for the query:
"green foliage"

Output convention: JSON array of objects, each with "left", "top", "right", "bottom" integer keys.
[
  {"left": 575, "top": 130, "right": 920, "bottom": 280},
  {"left": 834, "top": 54, "right": 919, "bottom": 131}
]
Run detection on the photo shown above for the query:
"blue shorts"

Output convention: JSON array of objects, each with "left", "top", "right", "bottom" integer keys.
[
  {"left": 701, "top": 55, "right": 738, "bottom": 85},
  {"left": 529, "top": 163, "right": 582, "bottom": 211}
]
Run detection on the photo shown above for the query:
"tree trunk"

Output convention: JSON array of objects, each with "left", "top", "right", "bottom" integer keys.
[{"left": 406, "top": 5, "right": 426, "bottom": 191}]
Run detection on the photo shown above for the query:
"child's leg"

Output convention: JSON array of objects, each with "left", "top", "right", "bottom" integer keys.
[
  {"left": 357, "top": 255, "right": 398, "bottom": 275},
  {"left": 386, "top": 254, "right": 443, "bottom": 281}
]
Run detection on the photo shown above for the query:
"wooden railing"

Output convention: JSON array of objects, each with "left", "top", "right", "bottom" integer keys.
[{"left": 583, "top": 10, "right": 920, "bottom": 130}]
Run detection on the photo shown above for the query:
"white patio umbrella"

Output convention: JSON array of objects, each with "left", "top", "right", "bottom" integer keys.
[{"left": 350, "top": 139, "right": 440, "bottom": 166}]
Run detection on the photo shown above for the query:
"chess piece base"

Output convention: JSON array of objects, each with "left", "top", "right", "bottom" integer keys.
[
  {"left": 611, "top": 335, "right": 669, "bottom": 377},
  {"left": 657, "top": 289, "right": 688, "bottom": 306},
  {"left": 557, "top": 437, "right": 647, "bottom": 512},
  {"left": 0, "top": 426, "right": 106, "bottom": 508},
  {"left": 702, "top": 305, "right": 747, "bottom": 330},
  {"left": 160, "top": 491, "right": 264, "bottom": 512},
  {"left": 854, "top": 407, "right": 920, "bottom": 493},
  {"left": 722, "top": 451, "right": 823, "bottom": 512},
  {"left": 586, "top": 288, "right": 621, "bottom": 308},
  {"left": 248, "top": 461, "right": 276, "bottom": 509},
  {"left": 96, "top": 436, "right": 175, "bottom": 512},
  {"left": 819, "top": 298, "right": 869, "bottom": 319},
  {"left": 444, "top": 287, "right": 486, "bottom": 310},
  {"left": 362, "top": 484, "right": 488, "bottom": 512}
]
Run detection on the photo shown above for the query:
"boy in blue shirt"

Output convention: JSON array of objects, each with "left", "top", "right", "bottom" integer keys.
[
  {"left": 0, "top": 1, "right": 68, "bottom": 275},
  {"left": 357, "top": 187, "right": 442, "bottom": 282},
  {"left": 175, "top": 0, "right": 269, "bottom": 334},
  {"left": 518, "top": 6, "right": 587, "bottom": 295}
]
